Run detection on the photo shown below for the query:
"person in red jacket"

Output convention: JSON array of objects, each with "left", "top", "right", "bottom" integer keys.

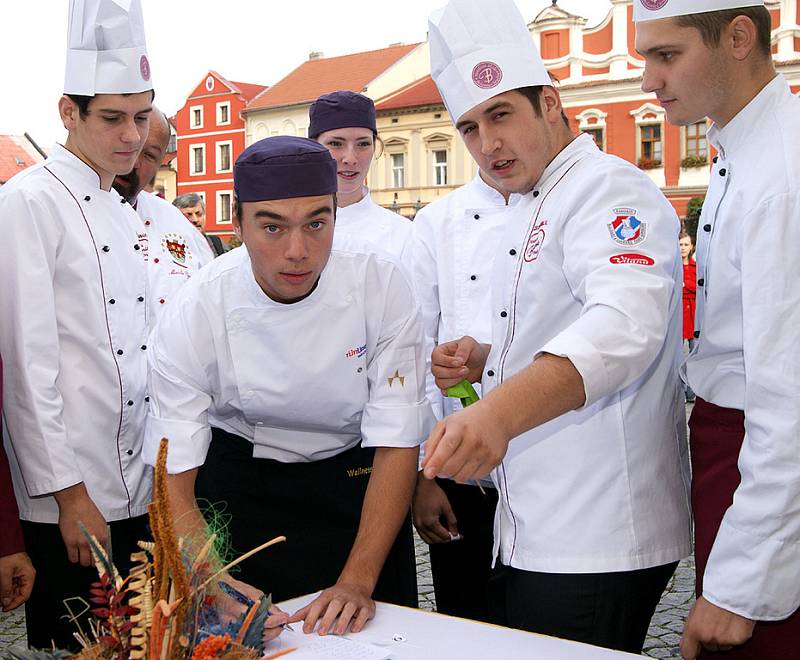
[
  {"left": 0, "top": 356, "right": 36, "bottom": 611},
  {"left": 680, "top": 229, "right": 697, "bottom": 403}
]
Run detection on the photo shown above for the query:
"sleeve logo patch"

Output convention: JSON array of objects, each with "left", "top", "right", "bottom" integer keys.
[
  {"left": 608, "top": 207, "right": 647, "bottom": 246},
  {"left": 610, "top": 253, "right": 655, "bottom": 266}
]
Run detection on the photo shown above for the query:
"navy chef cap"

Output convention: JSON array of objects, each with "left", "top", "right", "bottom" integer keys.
[
  {"left": 308, "top": 91, "right": 377, "bottom": 140},
  {"left": 234, "top": 136, "right": 338, "bottom": 203}
]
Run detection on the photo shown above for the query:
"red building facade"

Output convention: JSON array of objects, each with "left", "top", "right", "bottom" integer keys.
[{"left": 174, "top": 71, "right": 267, "bottom": 240}]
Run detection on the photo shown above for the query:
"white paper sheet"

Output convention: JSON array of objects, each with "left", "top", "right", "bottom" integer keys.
[{"left": 267, "top": 628, "right": 390, "bottom": 660}]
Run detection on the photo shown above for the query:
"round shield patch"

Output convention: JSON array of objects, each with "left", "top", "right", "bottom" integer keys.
[
  {"left": 472, "top": 61, "right": 503, "bottom": 90},
  {"left": 640, "top": 0, "right": 669, "bottom": 10},
  {"left": 140, "top": 55, "right": 151, "bottom": 82}
]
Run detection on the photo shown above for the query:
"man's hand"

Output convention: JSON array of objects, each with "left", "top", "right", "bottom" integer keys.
[
  {"left": 0, "top": 552, "right": 35, "bottom": 611},
  {"left": 287, "top": 581, "right": 375, "bottom": 636},
  {"left": 412, "top": 474, "right": 459, "bottom": 544},
  {"left": 432, "top": 337, "right": 489, "bottom": 391},
  {"left": 54, "top": 483, "right": 107, "bottom": 566},
  {"left": 680, "top": 596, "right": 755, "bottom": 659},
  {"left": 263, "top": 606, "right": 289, "bottom": 644},
  {"left": 422, "top": 402, "right": 511, "bottom": 482}
]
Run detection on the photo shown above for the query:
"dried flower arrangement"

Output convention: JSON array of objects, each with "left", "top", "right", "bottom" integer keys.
[{"left": 8, "top": 439, "right": 288, "bottom": 660}]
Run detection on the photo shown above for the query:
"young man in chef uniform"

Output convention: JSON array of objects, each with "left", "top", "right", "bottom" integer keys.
[
  {"left": 422, "top": 0, "right": 692, "bottom": 652},
  {"left": 635, "top": 2, "right": 800, "bottom": 657},
  {"left": 113, "top": 109, "right": 214, "bottom": 322},
  {"left": 144, "top": 136, "right": 435, "bottom": 637},
  {"left": 0, "top": 0, "right": 154, "bottom": 649},
  {"left": 411, "top": 170, "right": 513, "bottom": 622}
]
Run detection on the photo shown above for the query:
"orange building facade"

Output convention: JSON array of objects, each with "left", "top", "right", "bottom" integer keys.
[
  {"left": 531, "top": 0, "right": 800, "bottom": 216},
  {"left": 174, "top": 72, "right": 266, "bottom": 240}
]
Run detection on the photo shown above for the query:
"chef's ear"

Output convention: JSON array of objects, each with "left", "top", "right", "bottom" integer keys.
[
  {"left": 59, "top": 95, "right": 80, "bottom": 131},
  {"left": 232, "top": 198, "right": 243, "bottom": 237}
]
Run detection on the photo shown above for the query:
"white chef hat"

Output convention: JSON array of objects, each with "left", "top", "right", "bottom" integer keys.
[
  {"left": 64, "top": 0, "right": 153, "bottom": 96},
  {"left": 633, "top": 0, "right": 765, "bottom": 22},
  {"left": 429, "top": 0, "right": 551, "bottom": 124}
]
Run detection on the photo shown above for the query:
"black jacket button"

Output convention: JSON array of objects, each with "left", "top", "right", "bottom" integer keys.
[{"left": 703, "top": 224, "right": 712, "bottom": 232}]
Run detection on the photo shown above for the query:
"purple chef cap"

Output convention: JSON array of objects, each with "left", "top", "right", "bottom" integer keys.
[
  {"left": 308, "top": 90, "right": 377, "bottom": 139},
  {"left": 234, "top": 136, "right": 338, "bottom": 202}
]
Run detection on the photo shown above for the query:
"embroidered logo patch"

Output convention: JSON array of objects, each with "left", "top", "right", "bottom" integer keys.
[
  {"left": 640, "top": 0, "right": 668, "bottom": 10},
  {"left": 345, "top": 344, "right": 367, "bottom": 359},
  {"left": 140, "top": 55, "right": 151, "bottom": 82},
  {"left": 161, "top": 233, "right": 189, "bottom": 267},
  {"left": 524, "top": 219, "right": 548, "bottom": 263},
  {"left": 608, "top": 208, "right": 647, "bottom": 247},
  {"left": 472, "top": 61, "right": 503, "bottom": 90},
  {"left": 610, "top": 253, "right": 655, "bottom": 266},
  {"left": 388, "top": 369, "right": 406, "bottom": 388}
]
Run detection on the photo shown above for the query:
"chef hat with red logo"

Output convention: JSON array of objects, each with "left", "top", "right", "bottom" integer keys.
[
  {"left": 64, "top": 0, "right": 153, "bottom": 95},
  {"left": 429, "top": 0, "right": 551, "bottom": 124},
  {"left": 633, "top": 0, "right": 765, "bottom": 22}
]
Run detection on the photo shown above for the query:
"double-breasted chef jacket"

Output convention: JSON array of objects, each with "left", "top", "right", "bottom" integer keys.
[
  {"left": 412, "top": 173, "right": 519, "bottom": 420},
  {"left": 484, "top": 134, "right": 692, "bottom": 573},
  {"left": 333, "top": 190, "right": 412, "bottom": 263},
  {"left": 686, "top": 75, "right": 800, "bottom": 621},
  {"left": 143, "top": 239, "right": 436, "bottom": 473},
  {"left": 133, "top": 191, "right": 213, "bottom": 323},
  {"left": 0, "top": 144, "right": 151, "bottom": 523}
]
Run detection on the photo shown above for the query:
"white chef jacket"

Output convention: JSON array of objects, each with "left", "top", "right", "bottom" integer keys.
[
  {"left": 484, "top": 134, "right": 691, "bottom": 573},
  {"left": 133, "top": 191, "right": 213, "bottom": 323},
  {"left": 686, "top": 75, "right": 800, "bottom": 620},
  {"left": 143, "top": 239, "right": 436, "bottom": 474},
  {"left": 334, "top": 189, "right": 412, "bottom": 263},
  {"left": 412, "top": 173, "right": 517, "bottom": 420},
  {"left": 0, "top": 144, "right": 151, "bottom": 523}
]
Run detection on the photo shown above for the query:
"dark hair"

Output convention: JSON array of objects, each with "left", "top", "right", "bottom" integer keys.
[
  {"left": 675, "top": 7, "right": 772, "bottom": 57},
  {"left": 66, "top": 94, "right": 93, "bottom": 118},
  {"left": 515, "top": 86, "right": 571, "bottom": 129},
  {"left": 65, "top": 90, "right": 156, "bottom": 119}
]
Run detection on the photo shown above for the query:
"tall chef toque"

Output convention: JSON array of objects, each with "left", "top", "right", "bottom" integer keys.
[
  {"left": 308, "top": 91, "right": 377, "bottom": 140},
  {"left": 429, "top": 0, "right": 551, "bottom": 124},
  {"left": 65, "top": 0, "right": 153, "bottom": 95},
  {"left": 634, "top": 0, "right": 765, "bottom": 22},
  {"left": 234, "top": 136, "right": 338, "bottom": 203}
]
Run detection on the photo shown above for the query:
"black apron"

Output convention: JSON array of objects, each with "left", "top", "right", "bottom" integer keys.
[{"left": 195, "top": 427, "right": 417, "bottom": 607}]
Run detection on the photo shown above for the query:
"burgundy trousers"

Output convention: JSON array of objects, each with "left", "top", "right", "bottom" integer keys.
[{"left": 690, "top": 398, "right": 800, "bottom": 658}]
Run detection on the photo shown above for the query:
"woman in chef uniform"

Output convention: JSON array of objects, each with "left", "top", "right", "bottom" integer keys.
[
  {"left": 144, "top": 136, "right": 434, "bottom": 635},
  {"left": 309, "top": 91, "right": 412, "bottom": 261}
]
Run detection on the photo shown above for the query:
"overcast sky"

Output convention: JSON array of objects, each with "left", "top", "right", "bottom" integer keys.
[{"left": 0, "top": 0, "right": 611, "bottom": 148}]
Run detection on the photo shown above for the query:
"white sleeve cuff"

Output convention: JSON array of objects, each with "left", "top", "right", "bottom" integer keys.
[
  {"left": 538, "top": 331, "right": 608, "bottom": 408},
  {"left": 703, "top": 520, "right": 800, "bottom": 620},
  {"left": 143, "top": 415, "right": 212, "bottom": 474},
  {"left": 361, "top": 400, "right": 437, "bottom": 449}
]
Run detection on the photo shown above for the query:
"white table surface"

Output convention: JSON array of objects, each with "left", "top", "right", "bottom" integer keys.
[{"left": 279, "top": 593, "right": 643, "bottom": 659}]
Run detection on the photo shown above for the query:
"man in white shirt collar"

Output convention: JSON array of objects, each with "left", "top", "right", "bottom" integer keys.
[
  {"left": 635, "top": 2, "right": 800, "bottom": 657},
  {"left": 0, "top": 0, "right": 155, "bottom": 649}
]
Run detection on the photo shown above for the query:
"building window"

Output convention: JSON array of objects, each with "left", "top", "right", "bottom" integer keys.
[
  {"left": 217, "top": 191, "right": 232, "bottom": 224},
  {"left": 217, "top": 141, "right": 232, "bottom": 173},
  {"left": 583, "top": 127, "right": 604, "bottom": 150},
  {"left": 190, "top": 144, "right": 205, "bottom": 175},
  {"left": 683, "top": 121, "right": 708, "bottom": 167},
  {"left": 190, "top": 105, "right": 203, "bottom": 129},
  {"left": 433, "top": 149, "right": 448, "bottom": 186},
  {"left": 391, "top": 153, "right": 405, "bottom": 189},
  {"left": 217, "top": 102, "right": 230, "bottom": 126},
  {"left": 639, "top": 125, "right": 662, "bottom": 168}
]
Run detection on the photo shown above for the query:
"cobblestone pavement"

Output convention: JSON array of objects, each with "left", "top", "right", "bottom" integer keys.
[{"left": 0, "top": 541, "right": 693, "bottom": 657}]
